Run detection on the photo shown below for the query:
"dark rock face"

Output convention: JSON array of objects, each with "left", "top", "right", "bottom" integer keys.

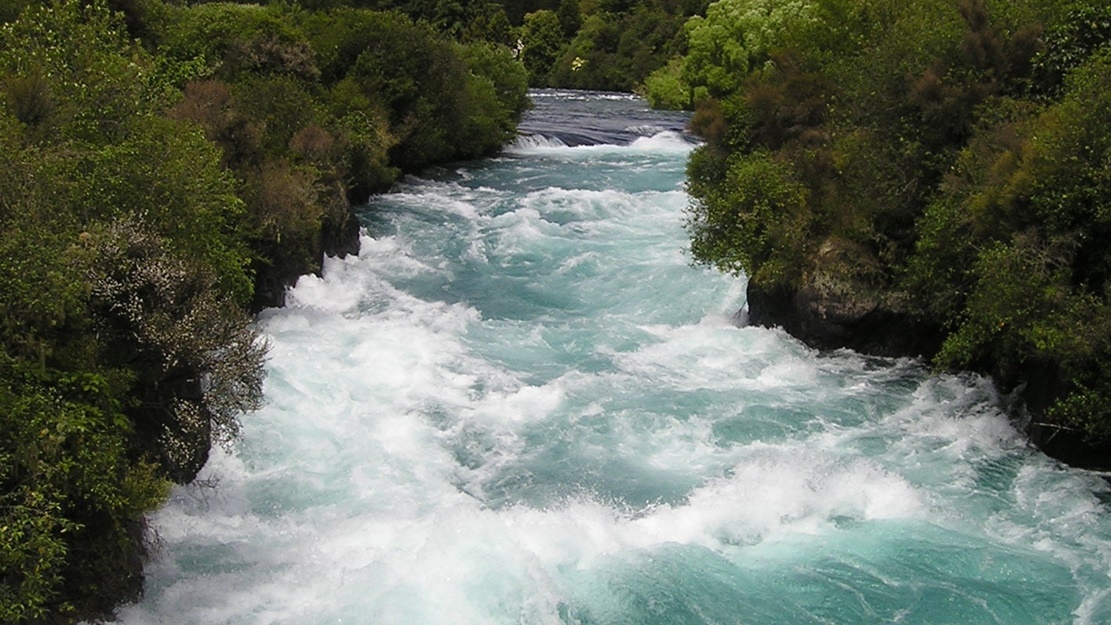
[
  {"left": 1016, "top": 360, "right": 1111, "bottom": 472},
  {"left": 744, "top": 236, "right": 945, "bottom": 358},
  {"left": 322, "top": 198, "right": 363, "bottom": 259},
  {"left": 746, "top": 280, "right": 945, "bottom": 359},
  {"left": 1027, "top": 422, "right": 1111, "bottom": 471},
  {"left": 133, "top": 375, "right": 212, "bottom": 484},
  {"left": 251, "top": 264, "right": 295, "bottom": 311},
  {"left": 251, "top": 202, "right": 362, "bottom": 311},
  {"left": 748, "top": 277, "right": 1111, "bottom": 471}
]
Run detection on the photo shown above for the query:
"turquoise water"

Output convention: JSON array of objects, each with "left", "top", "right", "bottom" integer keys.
[{"left": 116, "top": 91, "right": 1111, "bottom": 625}]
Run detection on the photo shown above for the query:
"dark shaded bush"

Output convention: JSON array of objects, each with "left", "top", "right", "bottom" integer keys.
[
  {"left": 1031, "top": 0, "right": 1111, "bottom": 95},
  {"left": 169, "top": 78, "right": 263, "bottom": 168},
  {"left": 160, "top": 2, "right": 320, "bottom": 80}
]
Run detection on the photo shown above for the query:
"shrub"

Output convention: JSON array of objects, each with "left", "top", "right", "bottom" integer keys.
[
  {"left": 0, "top": 0, "right": 151, "bottom": 143},
  {"left": 519, "top": 9, "right": 566, "bottom": 85},
  {"left": 160, "top": 2, "right": 318, "bottom": 80},
  {"left": 0, "top": 366, "right": 168, "bottom": 623},
  {"left": 643, "top": 57, "right": 691, "bottom": 109},
  {"left": 681, "top": 0, "right": 819, "bottom": 100},
  {"left": 687, "top": 149, "right": 811, "bottom": 287},
  {"left": 461, "top": 41, "right": 531, "bottom": 143},
  {"left": 84, "top": 219, "right": 266, "bottom": 480},
  {"left": 1031, "top": 0, "right": 1111, "bottom": 95}
]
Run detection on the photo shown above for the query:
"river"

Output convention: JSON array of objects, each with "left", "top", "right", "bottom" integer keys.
[{"left": 115, "top": 90, "right": 1111, "bottom": 625}]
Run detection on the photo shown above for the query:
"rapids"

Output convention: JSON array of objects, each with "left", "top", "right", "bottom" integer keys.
[{"left": 115, "top": 90, "right": 1111, "bottom": 625}]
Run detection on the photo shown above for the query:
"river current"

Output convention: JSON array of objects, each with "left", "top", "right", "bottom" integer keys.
[{"left": 116, "top": 90, "right": 1111, "bottom": 625}]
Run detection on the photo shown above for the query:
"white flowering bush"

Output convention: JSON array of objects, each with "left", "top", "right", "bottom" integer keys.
[{"left": 86, "top": 218, "right": 266, "bottom": 481}]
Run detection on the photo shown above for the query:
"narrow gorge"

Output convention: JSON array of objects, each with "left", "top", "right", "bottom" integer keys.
[{"left": 115, "top": 92, "right": 1111, "bottom": 625}]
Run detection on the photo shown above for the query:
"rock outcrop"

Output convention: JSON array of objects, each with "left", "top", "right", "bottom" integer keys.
[
  {"left": 746, "top": 280, "right": 946, "bottom": 359},
  {"left": 746, "top": 238, "right": 946, "bottom": 358},
  {"left": 743, "top": 239, "right": 1111, "bottom": 471},
  {"left": 251, "top": 193, "right": 363, "bottom": 311}
]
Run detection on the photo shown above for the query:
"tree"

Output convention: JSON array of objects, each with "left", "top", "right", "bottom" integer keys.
[
  {"left": 681, "top": 0, "right": 818, "bottom": 100},
  {"left": 519, "top": 9, "right": 566, "bottom": 85}
]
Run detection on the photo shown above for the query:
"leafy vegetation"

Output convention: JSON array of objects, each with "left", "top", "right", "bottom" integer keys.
[
  {"left": 658, "top": 0, "right": 1111, "bottom": 461},
  {"left": 127, "top": 0, "right": 703, "bottom": 92},
  {"left": 306, "top": 0, "right": 709, "bottom": 91},
  {"left": 115, "top": 0, "right": 704, "bottom": 94},
  {"left": 0, "top": 0, "right": 528, "bottom": 621},
  {"left": 503, "top": 0, "right": 708, "bottom": 91}
]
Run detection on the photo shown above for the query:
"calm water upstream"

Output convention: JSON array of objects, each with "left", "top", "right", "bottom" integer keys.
[{"left": 116, "top": 90, "right": 1111, "bottom": 625}]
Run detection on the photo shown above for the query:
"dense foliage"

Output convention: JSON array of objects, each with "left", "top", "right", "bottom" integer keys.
[
  {"left": 144, "top": 0, "right": 706, "bottom": 92},
  {"left": 0, "top": 1, "right": 528, "bottom": 621},
  {"left": 518, "top": 0, "right": 709, "bottom": 91},
  {"left": 655, "top": 0, "right": 1111, "bottom": 459},
  {"left": 152, "top": 0, "right": 710, "bottom": 94}
]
